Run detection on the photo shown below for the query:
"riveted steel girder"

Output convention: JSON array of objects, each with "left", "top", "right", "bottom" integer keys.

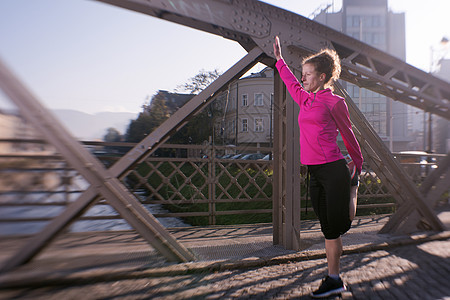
[{"left": 97, "top": 0, "right": 450, "bottom": 119}]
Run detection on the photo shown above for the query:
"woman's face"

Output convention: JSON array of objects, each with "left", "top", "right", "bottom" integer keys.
[{"left": 301, "top": 63, "right": 325, "bottom": 92}]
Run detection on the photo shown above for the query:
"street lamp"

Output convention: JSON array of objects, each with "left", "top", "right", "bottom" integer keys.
[{"left": 426, "top": 37, "right": 449, "bottom": 152}]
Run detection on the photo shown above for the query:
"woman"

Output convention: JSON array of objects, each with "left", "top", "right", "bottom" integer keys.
[{"left": 273, "top": 36, "right": 363, "bottom": 298}]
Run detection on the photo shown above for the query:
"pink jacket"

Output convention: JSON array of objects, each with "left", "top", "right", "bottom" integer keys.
[{"left": 276, "top": 59, "right": 363, "bottom": 173}]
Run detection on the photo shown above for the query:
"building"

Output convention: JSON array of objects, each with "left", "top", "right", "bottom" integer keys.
[
  {"left": 144, "top": 90, "right": 195, "bottom": 118},
  {"left": 432, "top": 58, "right": 450, "bottom": 153},
  {"left": 0, "top": 110, "right": 51, "bottom": 153},
  {"left": 314, "top": 0, "right": 412, "bottom": 151},
  {"left": 219, "top": 67, "right": 274, "bottom": 148},
  {"left": 408, "top": 44, "right": 450, "bottom": 153}
]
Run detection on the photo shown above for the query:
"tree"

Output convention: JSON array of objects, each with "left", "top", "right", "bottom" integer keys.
[
  {"left": 125, "top": 92, "right": 172, "bottom": 143},
  {"left": 103, "top": 127, "right": 122, "bottom": 142},
  {"left": 103, "top": 127, "right": 127, "bottom": 156},
  {"left": 125, "top": 69, "right": 223, "bottom": 145},
  {"left": 176, "top": 69, "right": 221, "bottom": 94},
  {"left": 125, "top": 114, "right": 154, "bottom": 143},
  {"left": 172, "top": 68, "right": 224, "bottom": 144}
]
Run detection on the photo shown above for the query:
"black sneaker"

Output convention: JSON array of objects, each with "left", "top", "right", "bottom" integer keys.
[{"left": 310, "top": 275, "right": 347, "bottom": 298}]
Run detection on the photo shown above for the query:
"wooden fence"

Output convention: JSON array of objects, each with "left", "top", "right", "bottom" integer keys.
[{"left": 0, "top": 139, "right": 446, "bottom": 234}]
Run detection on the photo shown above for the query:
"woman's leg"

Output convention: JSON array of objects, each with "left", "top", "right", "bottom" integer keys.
[
  {"left": 349, "top": 185, "right": 358, "bottom": 221},
  {"left": 309, "top": 161, "right": 349, "bottom": 297},
  {"left": 325, "top": 237, "right": 343, "bottom": 276},
  {"left": 309, "top": 160, "right": 350, "bottom": 275}
]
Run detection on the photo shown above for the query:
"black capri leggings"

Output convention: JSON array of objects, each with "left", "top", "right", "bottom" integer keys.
[{"left": 308, "top": 159, "right": 352, "bottom": 240}]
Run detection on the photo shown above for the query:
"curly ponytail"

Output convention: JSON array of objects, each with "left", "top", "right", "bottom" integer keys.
[{"left": 302, "top": 49, "right": 341, "bottom": 89}]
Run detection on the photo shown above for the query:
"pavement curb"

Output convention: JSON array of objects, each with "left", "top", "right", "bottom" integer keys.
[{"left": 0, "top": 230, "right": 448, "bottom": 289}]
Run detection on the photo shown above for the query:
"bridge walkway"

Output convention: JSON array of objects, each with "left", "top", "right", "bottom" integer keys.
[{"left": 0, "top": 206, "right": 449, "bottom": 298}]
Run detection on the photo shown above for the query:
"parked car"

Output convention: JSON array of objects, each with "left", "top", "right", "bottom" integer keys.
[
  {"left": 241, "top": 153, "right": 266, "bottom": 160},
  {"left": 231, "top": 153, "right": 245, "bottom": 159},
  {"left": 260, "top": 154, "right": 272, "bottom": 160},
  {"left": 398, "top": 151, "right": 438, "bottom": 177},
  {"left": 398, "top": 151, "right": 437, "bottom": 167}
]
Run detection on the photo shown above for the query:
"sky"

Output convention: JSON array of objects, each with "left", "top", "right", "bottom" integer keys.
[{"left": 0, "top": 0, "right": 449, "bottom": 115}]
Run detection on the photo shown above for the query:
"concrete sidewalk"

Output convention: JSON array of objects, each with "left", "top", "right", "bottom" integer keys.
[{"left": 0, "top": 209, "right": 449, "bottom": 299}]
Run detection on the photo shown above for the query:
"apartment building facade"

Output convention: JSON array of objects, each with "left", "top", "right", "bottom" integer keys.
[
  {"left": 219, "top": 67, "right": 274, "bottom": 148},
  {"left": 0, "top": 110, "right": 50, "bottom": 153}
]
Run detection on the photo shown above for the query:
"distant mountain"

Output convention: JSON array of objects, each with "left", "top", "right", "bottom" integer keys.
[{"left": 52, "top": 109, "right": 138, "bottom": 140}]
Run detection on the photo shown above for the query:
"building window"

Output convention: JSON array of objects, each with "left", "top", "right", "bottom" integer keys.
[
  {"left": 373, "top": 32, "right": 385, "bottom": 45},
  {"left": 348, "top": 15, "right": 384, "bottom": 29},
  {"left": 348, "top": 84, "right": 359, "bottom": 98},
  {"left": 255, "top": 118, "right": 264, "bottom": 132},
  {"left": 254, "top": 93, "right": 263, "bottom": 106},
  {"left": 373, "top": 103, "right": 380, "bottom": 114},
  {"left": 229, "top": 97, "right": 235, "bottom": 110},
  {"left": 373, "top": 120, "right": 381, "bottom": 133},
  {"left": 242, "top": 118, "right": 248, "bottom": 132},
  {"left": 350, "top": 32, "right": 360, "bottom": 40},
  {"left": 353, "top": 16, "right": 360, "bottom": 27},
  {"left": 371, "top": 15, "right": 381, "bottom": 27},
  {"left": 242, "top": 94, "right": 248, "bottom": 106},
  {"left": 227, "top": 120, "right": 235, "bottom": 136},
  {"left": 347, "top": 16, "right": 361, "bottom": 28},
  {"left": 363, "top": 32, "right": 372, "bottom": 44}
]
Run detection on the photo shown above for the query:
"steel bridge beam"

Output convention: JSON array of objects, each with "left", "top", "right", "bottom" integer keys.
[
  {"left": 96, "top": 0, "right": 450, "bottom": 120},
  {"left": 272, "top": 68, "right": 301, "bottom": 250}
]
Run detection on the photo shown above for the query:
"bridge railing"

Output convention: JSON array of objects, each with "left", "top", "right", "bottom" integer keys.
[{"left": 0, "top": 139, "right": 446, "bottom": 235}]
